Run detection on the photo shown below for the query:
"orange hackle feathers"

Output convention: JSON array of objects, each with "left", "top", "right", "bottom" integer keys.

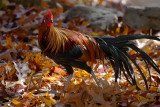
[{"left": 44, "top": 26, "right": 69, "bottom": 54}]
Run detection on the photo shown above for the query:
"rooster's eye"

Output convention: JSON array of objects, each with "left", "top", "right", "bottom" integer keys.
[{"left": 50, "top": 20, "right": 53, "bottom": 23}]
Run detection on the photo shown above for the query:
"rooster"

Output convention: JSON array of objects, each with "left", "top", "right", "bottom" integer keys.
[{"left": 38, "top": 10, "right": 160, "bottom": 89}]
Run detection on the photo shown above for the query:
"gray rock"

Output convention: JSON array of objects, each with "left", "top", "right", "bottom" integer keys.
[
  {"left": 65, "top": 5, "right": 123, "bottom": 31},
  {"left": 123, "top": 6, "right": 160, "bottom": 29},
  {"left": 129, "top": 0, "right": 160, "bottom": 7}
]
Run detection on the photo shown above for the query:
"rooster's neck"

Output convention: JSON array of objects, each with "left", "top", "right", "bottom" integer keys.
[{"left": 39, "top": 25, "right": 69, "bottom": 54}]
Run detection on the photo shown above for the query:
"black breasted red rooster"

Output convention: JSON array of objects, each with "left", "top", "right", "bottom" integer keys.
[{"left": 38, "top": 10, "right": 160, "bottom": 89}]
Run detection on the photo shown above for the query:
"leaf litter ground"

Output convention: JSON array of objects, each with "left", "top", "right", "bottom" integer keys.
[{"left": 0, "top": 1, "right": 160, "bottom": 107}]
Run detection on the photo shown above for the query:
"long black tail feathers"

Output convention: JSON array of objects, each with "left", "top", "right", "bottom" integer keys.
[{"left": 94, "top": 35, "right": 160, "bottom": 89}]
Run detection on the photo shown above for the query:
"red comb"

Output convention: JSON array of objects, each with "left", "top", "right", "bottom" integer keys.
[
  {"left": 47, "top": 10, "right": 53, "bottom": 18},
  {"left": 46, "top": 10, "right": 53, "bottom": 26}
]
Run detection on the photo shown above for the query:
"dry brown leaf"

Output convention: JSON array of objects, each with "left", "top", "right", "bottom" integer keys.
[
  {"left": 0, "top": 48, "right": 17, "bottom": 61},
  {"left": 53, "top": 67, "right": 67, "bottom": 76}
]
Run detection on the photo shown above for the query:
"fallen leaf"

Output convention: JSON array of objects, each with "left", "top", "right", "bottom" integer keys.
[
  {"left": 23, "top": 91, "right": 34, "bottom": 98},
  {"left": 12, "top": 99, "right": 20, "bottom": 105},
  {"left": 39, "top": 92, "right": 56, "bottom": 106},
  {"left": 6, "top": 37, "right": 13, "bottom": 48},
  {"left": 0, "top": 48, "right": 17, "bottom": 61}
]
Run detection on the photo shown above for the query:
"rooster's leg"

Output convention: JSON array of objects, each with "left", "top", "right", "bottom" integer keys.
[
  {"left": 64, "top": 74, "right": 73, "bottom": 91},
  {"left": 90, "top": 70, "right": 102, "bottom": 88},
  {"left": 63, "top": 65, "right": 74, "bottom": 91}
]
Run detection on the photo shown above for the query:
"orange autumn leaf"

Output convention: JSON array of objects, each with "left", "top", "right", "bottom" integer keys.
[
  {"left": 135, "top": 95, "right": 156, "bottom": 102},
  {"left": 15, "top": 42, "right": 29, "bottom": 50},
  {"left": 43, "top": 70, "right": 51, "bottom": 76},
  {"left": 43, "top": 59, "right": 53, "bottom": 68},
  {"left": 6, "top": 37, "right": 13, "bottom": 48},
  {"left": 104, "top": 71, "right": 113, "bottom": 80},
  {"left": 149, "top": 87, "right": 158, "bottom": 92},
  {"left": 74, "top": 69, "right": 89, "bottom": 78},
  {"left": 122, "top": 25, "right": 129, "bottom": 35},
  {"left": 43, "top": 75, "right": 61, "bottom": 82},
  {"left": 23, "top": 91, "right": 34, "bottom": 99},
  {"left": 39, "top": 92, "right": 56, "bottom": 106},
  {"left": 34, "top": 52, "right": 42, "bottom": 64},
  {"left": 137, "top": 84, "right": 146, "bottom": 90},
  {"left": 81, "top": 21, "right": 89, "bottom": 26},
  {"left": 129, "top": 50, "right": 137, "bottom": 55},
  {"left": 142, "top": 46, "right": 152, "bottom": 54},
  {"left": 115, "top": 27, "right": 120, "bottom": 34},
  {"left": 12, "top": 99, "right": 21, "bottom": 105},
  {"left": 53, "top": 67, "right": 67, "bottom": 76}
]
